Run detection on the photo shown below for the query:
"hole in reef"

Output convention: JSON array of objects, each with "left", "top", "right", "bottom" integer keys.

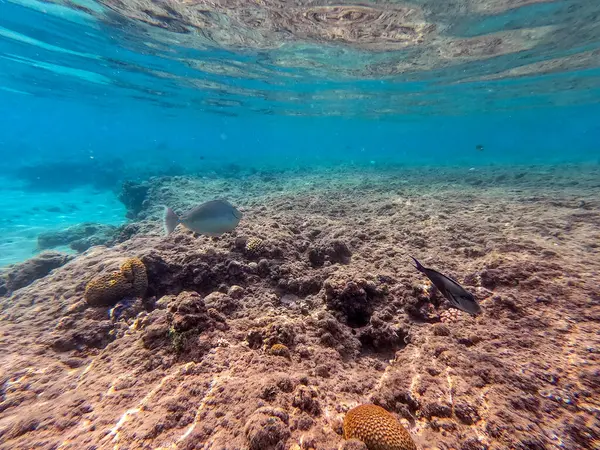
[{"left": 345, "top": 309, "right": 371, "bottom": 328}]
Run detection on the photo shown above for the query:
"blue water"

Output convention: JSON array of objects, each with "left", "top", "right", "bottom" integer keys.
[{"left": 0, "top": 0, "right": 599, "bottom": 265}]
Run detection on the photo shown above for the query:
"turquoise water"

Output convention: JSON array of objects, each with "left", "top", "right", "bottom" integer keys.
[{"left": 1, "top": 0, "right": 599, "bottom": 265}]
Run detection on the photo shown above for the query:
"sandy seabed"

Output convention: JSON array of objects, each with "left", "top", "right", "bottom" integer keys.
[{"left": 0, "top": 164, "right": 598, "bottom": 450}]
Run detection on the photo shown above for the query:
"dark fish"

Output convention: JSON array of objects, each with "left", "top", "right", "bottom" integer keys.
[
  {"left": 410, "top": 256, "right": 481, "bottom": 316},
  {"left": 164, "top": 199, "right": 242, "bottom": 237},
  {"left": 475, "top": 144, "right": 484, "bottom": 151}
]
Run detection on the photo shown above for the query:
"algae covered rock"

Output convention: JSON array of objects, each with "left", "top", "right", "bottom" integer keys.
[
  {"left": 3, "top": 251, "right": 74, "bottom": 295},
  {"left": 84, "top": 257, "right": 147, "bottom": 307},
  {"left": 269, "top": 343, "right": 291, "bottom": 359},
  {"left": 308, "top": 238, "right": 352, "bottom": 268},
  {"left": 244, "top": 407, "right": 290, "bottom": 450}
]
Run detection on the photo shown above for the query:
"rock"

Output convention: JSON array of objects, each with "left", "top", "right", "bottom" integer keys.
[
  {"left": 292, "top": 385, "right": 321, "bottom": 415},
  {"left": 141, "top": 311, "right": 170, "bottom": 349},
  {"left": 48, "top": 319, "right": 115, "bottom": 352},
  {"left": 316, "top": 312, "right": 361, "bottom": 357},
  {"left": 257, "top": 259, "right": 270, "bottom": 277},
  {"left": 246, "top": 330, "right": 264, "bottom": 349},
  {"left": 263, "top": 323, "right": 296, "bottom": 348},
  {"left": 358, "top": 317, "right": 405, "bottom": 353},
  {"left": 3, "top": 251, "right": 73, "bottom": 294},
  {"left": 461, "top": 437, "right": 489, "bottom": 450},
  {"left": 244, "top": 407, "right": 291, "bottom": 450},
  {"left": 324, "top": 277, "right": 384, "bottom": 327},
  {"left": 454, "top": 402, "right": 481, "bottom": 425},
  {"left": 0, "top": 275, "right": 7, "bottom": 297},
  {"left": 37, "top": 223, "right": 117, "bottom": 252},
  {"left": 308, "top": 239, "right": 352, "bottom": 268},
  {"left": 203, "top": 292, "right": 238, "bottom": 315},
  {"left": 432, "top": 323, "right": 451, "bottom": 336},
  {"left": 228, "top": 285, "right": 245, "bottom": 299},
  {"left": 169, "top": 291, "right": 211, "bottom": 333},
  {"left": 314, "top": 364, "right": 330, "bottom": 378},
  {"left": 118, "top": 180, "right": 149, "bottom": 219},
  {"left": 0, "top": 168, "right": 598, "bottom": 450},
  {"left": 339, "top": 439, "right": 368, "bottom": 450}
]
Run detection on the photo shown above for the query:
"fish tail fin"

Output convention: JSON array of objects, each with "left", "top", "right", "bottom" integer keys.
[
  {"left": 164, "top": 207, "right": 179, "bottom": 235},
  {"left": 410, "top": 256, "right": 425, "bottom": 272}
]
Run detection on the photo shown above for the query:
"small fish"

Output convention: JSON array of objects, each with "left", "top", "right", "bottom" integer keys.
[
  {"left": 164, "top": 199, "right": 242, "bottom": 237},
  {"left": 475, "top": 144, "right": 484, "bottom": 151},
  {"left": 410, "top": 256, "right": 481, "bottom": 316}
]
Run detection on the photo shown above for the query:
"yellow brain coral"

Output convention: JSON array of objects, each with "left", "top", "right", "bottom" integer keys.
[
  {"left": 343, "top": 404, "right": 417, "bottom": 450},
  {"left": 84, "top": 271, "right": 132, "bottom": 307},
  {"left": 84, "top": 257, "right": 148, "bottom": 307},
  {"left": 245, "top": 237, "right": 264, "bottom": 255},
  {"left": 269, "top": 343, "right": 291, "bottom": 359},
  {"left": 120, "top": 257, "right": 148, "bottom": 297}
]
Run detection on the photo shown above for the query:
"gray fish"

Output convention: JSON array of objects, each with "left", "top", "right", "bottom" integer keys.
[
  {"left": 411, "top": 256, "right": 481, "bottom": 316},
  {"left": 164, "top": 199, "right": 242, "bottom": 237}
]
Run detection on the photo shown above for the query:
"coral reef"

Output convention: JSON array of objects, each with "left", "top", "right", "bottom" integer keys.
[
  {"left": 0, "top": 166, "right": 598, "bottom": 449},
  {"left": 343, "top": 404, "right": 417, "bottom": 450}
]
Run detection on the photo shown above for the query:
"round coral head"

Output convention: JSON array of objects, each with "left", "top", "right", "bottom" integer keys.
[{"left": 343, "top": 404, "right": 417, "bottom": 450}]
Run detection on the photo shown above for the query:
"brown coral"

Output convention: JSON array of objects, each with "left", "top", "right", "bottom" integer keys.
[
  {"left": 343, "top": 404, "right": 417, "bottom": 450},
  {"left": 84, "top": 257, "right": 147, "bottom": 307},
  {"left": 269, "top": 343, "right": 291, "bottom": 359}
]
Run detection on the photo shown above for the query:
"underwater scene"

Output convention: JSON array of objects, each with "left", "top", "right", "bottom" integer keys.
[{"left": 1, "top": 0, "right": 599, "bottom": 449}]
